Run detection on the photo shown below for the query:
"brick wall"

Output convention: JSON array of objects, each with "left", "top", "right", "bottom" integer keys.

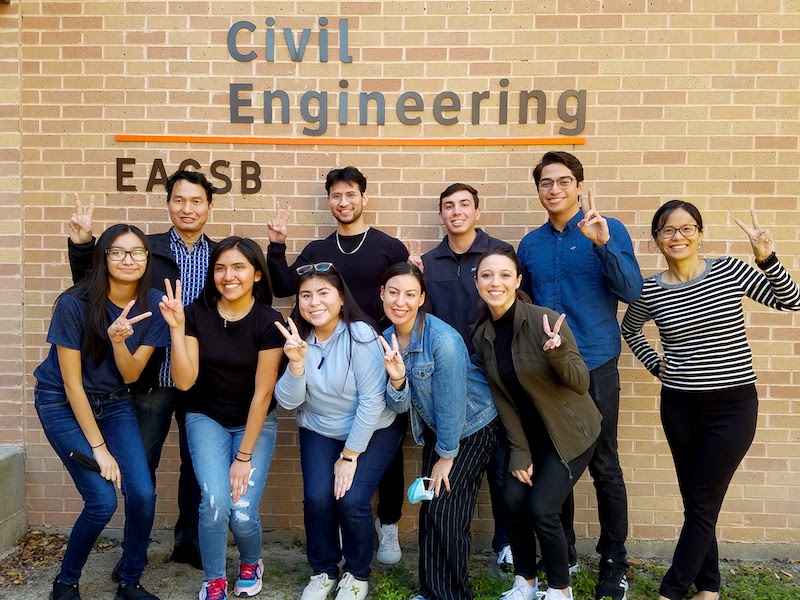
[{"left": 9, "top": 1, "right": 800, "bottom": 545}]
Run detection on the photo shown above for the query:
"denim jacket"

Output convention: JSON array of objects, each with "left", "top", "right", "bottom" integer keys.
[{"left": 384, "top": 313, "right": 497, "bottom": 459}]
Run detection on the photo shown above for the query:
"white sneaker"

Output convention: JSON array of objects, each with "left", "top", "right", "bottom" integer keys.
[
  {"left": 568, "top": 562, "right": 580, "bottom": 576},
  {"left": 301, "top": 574, "right": 338, "bottom": 600},
  {"left": 334, "top": 573, "right": 368, "bottom": 600},
  {"left": 497, "top": 545, "right": 514, "bottom": 567},
  {"left": 374, "top": 518, "right": 402, "bottom": 565},
  {"left": 500, "top": 575, "right": 539, "bottom": 600},
  {"left": 535, "top": 588, "right": 573, "bottom": 600}
]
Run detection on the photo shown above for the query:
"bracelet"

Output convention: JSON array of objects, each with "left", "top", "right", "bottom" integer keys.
[
  {"left": 91, "top": 441, "right": 106, "bottom": 449},
  {"left": 237, "top": 450, "right": 252, "bottom": 456},
  {"left": 339, "top": 453, "right": 356, "bottom": 463},
  {"left": 390, "top": 376, "right": 405, "bottom": 382},
  {"left": 755, "top": 251, "right": 776, "bottom": 267},
  {"left": 235, "top": 456, "right": 252, "bottom": 463}
]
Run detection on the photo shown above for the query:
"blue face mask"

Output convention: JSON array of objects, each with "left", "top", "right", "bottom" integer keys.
[{"left": 407, "top": 477, "right": 434, "bottom": 504}]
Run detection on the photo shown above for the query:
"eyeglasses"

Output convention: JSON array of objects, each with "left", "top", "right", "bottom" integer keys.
[
  {"left": 106, "top": 247, "right": 149, "bottom": 262},
  {"left": 329, "top": 191, "right": 361, "bottom": 203},
  {"left": 538, "top": 176, "right": 577, "bottom": 191},
  {"left": 657, "top": 224, "right": 699, "bottom": 239},
  {"left": 296, "top": 262, "right": 334, "bottom": 275}
]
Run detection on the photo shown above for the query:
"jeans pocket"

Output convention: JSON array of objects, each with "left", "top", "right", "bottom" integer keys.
[{"left": 34, "top": 388, "right": 71, "bottom": 408}]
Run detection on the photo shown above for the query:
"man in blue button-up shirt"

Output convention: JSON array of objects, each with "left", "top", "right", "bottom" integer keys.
[{"left": 517, "top": 152, "right": 643, "bottom": 600}]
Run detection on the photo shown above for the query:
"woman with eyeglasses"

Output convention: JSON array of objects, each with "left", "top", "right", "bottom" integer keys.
[
  {"left": 621, "top": 201, "right": 800, "bottom": 600},
  {"left": 379, "top": 262, "right": 498, "bottom": 600},
  {"left": 34, "top": 224, "right": 168, "bottom": 600},
  {"left": 273, "top": 262, "right": 404, "bottom": 600},
  {"left": 159, "top": 237, "right": 286, "bottom": 600}
]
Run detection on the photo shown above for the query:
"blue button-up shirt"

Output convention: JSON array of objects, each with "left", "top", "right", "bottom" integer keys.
[{"left": 517, "top": 211, "right": 643, "bottom": 371}]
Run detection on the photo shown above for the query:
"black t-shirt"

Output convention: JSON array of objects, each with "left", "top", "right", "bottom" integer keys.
[
  {"left": 267, "top": 228, "right": 409, "bottom": 323},
  {"left": 184, "top": 301, "right": 286, "bottom": 427}
]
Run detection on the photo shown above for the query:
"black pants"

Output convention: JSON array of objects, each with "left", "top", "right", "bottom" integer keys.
[
  {"left": 659, "top": 384, "right": 757, "bottom": 600},
  {"left": 377, "top": 412, "right": 408, "bottom": 525},
  {"left": 418, "top": 420, "right": 497, "bottom": 600},
  {"left": 504, "top": 442, "right": 595, "bottom": 590},
  {"left": 561, "top": 358, "right": 629, "bottom": 564}
]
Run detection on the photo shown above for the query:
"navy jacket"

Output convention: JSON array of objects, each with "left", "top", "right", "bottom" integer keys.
[{"left": 421, "top": 229, "right": 513, "bottom": 353}]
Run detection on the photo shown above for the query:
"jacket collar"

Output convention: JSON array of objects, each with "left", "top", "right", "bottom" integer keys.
[{"left": 429, "top": 229, "right": 493, "bottom": 260}]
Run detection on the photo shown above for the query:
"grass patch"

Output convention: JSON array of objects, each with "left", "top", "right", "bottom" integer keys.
[{"left": 371, "top": 555, "right": 800, "bottom": 600}]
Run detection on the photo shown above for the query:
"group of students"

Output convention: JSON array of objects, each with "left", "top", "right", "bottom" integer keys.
[{"left": 35, "top": 154, "right": 799, "bottom": 600}]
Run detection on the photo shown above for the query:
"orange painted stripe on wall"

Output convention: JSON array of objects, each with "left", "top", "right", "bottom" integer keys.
[{"left": 115, "top": 134, "right": 585, "bottom": 147}]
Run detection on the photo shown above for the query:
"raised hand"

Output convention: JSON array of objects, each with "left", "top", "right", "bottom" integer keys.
[
  {"left": 577, "top": 189, "right": 610, "bottom": 246},
  {"left": 68, "top": 193, "right": 95, "bottom": 244},
  {"left": 267, "top": 203, "right": 291, "bottom": 244},
  {"left": 407, "top": 240, "right": 424, "bottom": 272},
  {"left": 735, "top": 208, "right": 774, "bottom": 262},
  {"left": 275, "top": 317, "right": 308, "bottom": 364},
  {"left": 158, "top": 279, "right": 185, "bottom": 329},
  {"left": 379, "top": 334, "right": 406, "bottom": 383},
  {"left": 542, "top": 312, "right": 566, "bottom": 351},
  {"left": 107, "top": 300, "right": 152, "bottom": 344}
]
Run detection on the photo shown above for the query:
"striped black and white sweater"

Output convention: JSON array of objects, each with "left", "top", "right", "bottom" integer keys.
[{"left": 621, "top": 254, "right": 800, "bottom": 391}]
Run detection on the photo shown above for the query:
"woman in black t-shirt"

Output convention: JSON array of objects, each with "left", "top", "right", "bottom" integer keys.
[{"left": 160, "top": 237, "right": 285, "bottom": 600}]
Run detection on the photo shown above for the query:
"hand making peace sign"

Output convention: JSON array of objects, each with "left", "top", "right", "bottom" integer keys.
[
  {"left": 577, "top": 189, "right": 611, "bottom": 246},
  {"left": 107, "top": 300, "right": 152, "bottom": 344},
  {"left": 406, "top": 240, "right": 424, "bottom": 272},
  {"left": 158, "top": 279, "right": 185, "bottom": 329},
  {"left": 379, "top": 334, "right": 406, "bottom": 382},
  {"left": 68, "top": 193, "right": 95, "bottom": 245},
  {"left": 267, "top": 203, "right": 291, "bottom": 244},
  {"left": 542, "top": 312, "right": 567, "bottom": 351},
  {"left": 274, "top": 317, "right": 308, "bottom": 364},
  {"left": 735, "top": 208, "right": 774, "bottom": 262}
]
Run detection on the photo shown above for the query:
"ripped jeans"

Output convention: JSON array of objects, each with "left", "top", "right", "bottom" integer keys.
[{"left": 185, "top": 411, "right": 278, "bottom": 581}]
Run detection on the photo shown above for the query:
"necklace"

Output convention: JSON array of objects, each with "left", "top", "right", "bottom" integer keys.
[
  {"left": 335, "top": 228, "right": 369, "bottom": 255},
  {"left": 217, "top": 298, "right": 255, "bottom": 328}
]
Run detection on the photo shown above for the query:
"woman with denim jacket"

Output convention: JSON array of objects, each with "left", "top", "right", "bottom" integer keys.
[
  {"left": 380, "top": 263, "right": 498, "bottom": 600},
  {"left": 34, "top": 224, "right": 168, "bottom": 600},
  {"left": 471, "top": 247, "right": 601, "bottom": 600}
]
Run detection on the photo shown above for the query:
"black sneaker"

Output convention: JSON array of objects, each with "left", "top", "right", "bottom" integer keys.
[
  {"left": 595, "top": 558, "right": 628, "bottom": 600},
  {"left": 171, "top": 542, "right": 203, "bottom": 570},
  {"left": 50, "top": 577, "right": 81, "bottom": 600},
  {"left": 114, "top": 581, "right": 160, "bottom": 600}
]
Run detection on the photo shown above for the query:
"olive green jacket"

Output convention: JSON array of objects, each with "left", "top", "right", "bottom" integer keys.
[{"left": 472, "top": 301, "right": 601, "bottom": 472}]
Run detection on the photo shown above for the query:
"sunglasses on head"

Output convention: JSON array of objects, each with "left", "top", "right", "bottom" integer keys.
[{"left": 296, "top": 262, "right": 334, "bottom": 275}]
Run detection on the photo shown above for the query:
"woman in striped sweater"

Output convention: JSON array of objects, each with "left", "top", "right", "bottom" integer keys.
[{"left": 621, "top": 200, "right": 800, "bottom": 600}]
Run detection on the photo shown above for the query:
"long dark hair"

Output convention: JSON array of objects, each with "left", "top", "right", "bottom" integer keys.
[
  {"left": 379, "top": 262, "right": 430, "bottom": 336},
  {"left": 290, "top": 263, "right": 377, "bottom": 342},
  {"left": 57, "top": 224, "right": 152, "bottom": 366},
  {"left": 199, "top": 237, "right": 273, "bottom": 309},
  {"left": 471, "top": 246, "right": 532, "bottom": 331}
]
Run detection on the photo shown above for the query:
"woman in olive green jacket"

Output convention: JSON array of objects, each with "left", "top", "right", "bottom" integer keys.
[{"left": 471, "top": 247, "right": 601, "bottom": 600}]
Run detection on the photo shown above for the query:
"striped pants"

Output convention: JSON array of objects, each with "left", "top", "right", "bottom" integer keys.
[{"left": 418, "top": 419, "right": 498, "bottom": 600}]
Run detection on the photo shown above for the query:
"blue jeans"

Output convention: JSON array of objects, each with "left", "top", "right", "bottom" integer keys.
[
  {"left": 185, "top": 411, "right": 278, "bottom": 581},
  {"left": 35, "top": 385, "right": 155, "bottom": 586},
  {"left": 299, "top": 418, "right": 405, "bottom": 580},
  {"left": 131, "top": 385, "right": 201, "bottom": 549}
]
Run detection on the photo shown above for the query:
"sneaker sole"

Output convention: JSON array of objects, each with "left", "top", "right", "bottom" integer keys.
[{"left": 234, "top": 580, "right": 262, "bottom": 597}]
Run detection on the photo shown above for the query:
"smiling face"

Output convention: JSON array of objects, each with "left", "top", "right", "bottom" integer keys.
[
  {"left": 537, "top": 162, "right": 583, "bottom": 225},
  {"left": 475, "top": 253, "right": 522, "bottom": 319},
  {"left": 298, "top": 276, "right": 344, "bottom": 340},
  {"left": 655, "top": 207, "right": 703, "bottom": 263},
  {"left": 381, "top": 274, "right": 426, "bottom": 332},
  {"left": 106, "top": 231, "right": 149, "bottom": 285},
  {"left": 168, "top": 178, "right": 213, "bottom": 241},
  {"left": 213, "top": 247, "right": 261, "bottom": 308},
  {"left": 328, "top": 180, "right": 367, "bottom": 225},
  {"left": 439, "top": 189, "right": 481, "bottom": 236}
]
